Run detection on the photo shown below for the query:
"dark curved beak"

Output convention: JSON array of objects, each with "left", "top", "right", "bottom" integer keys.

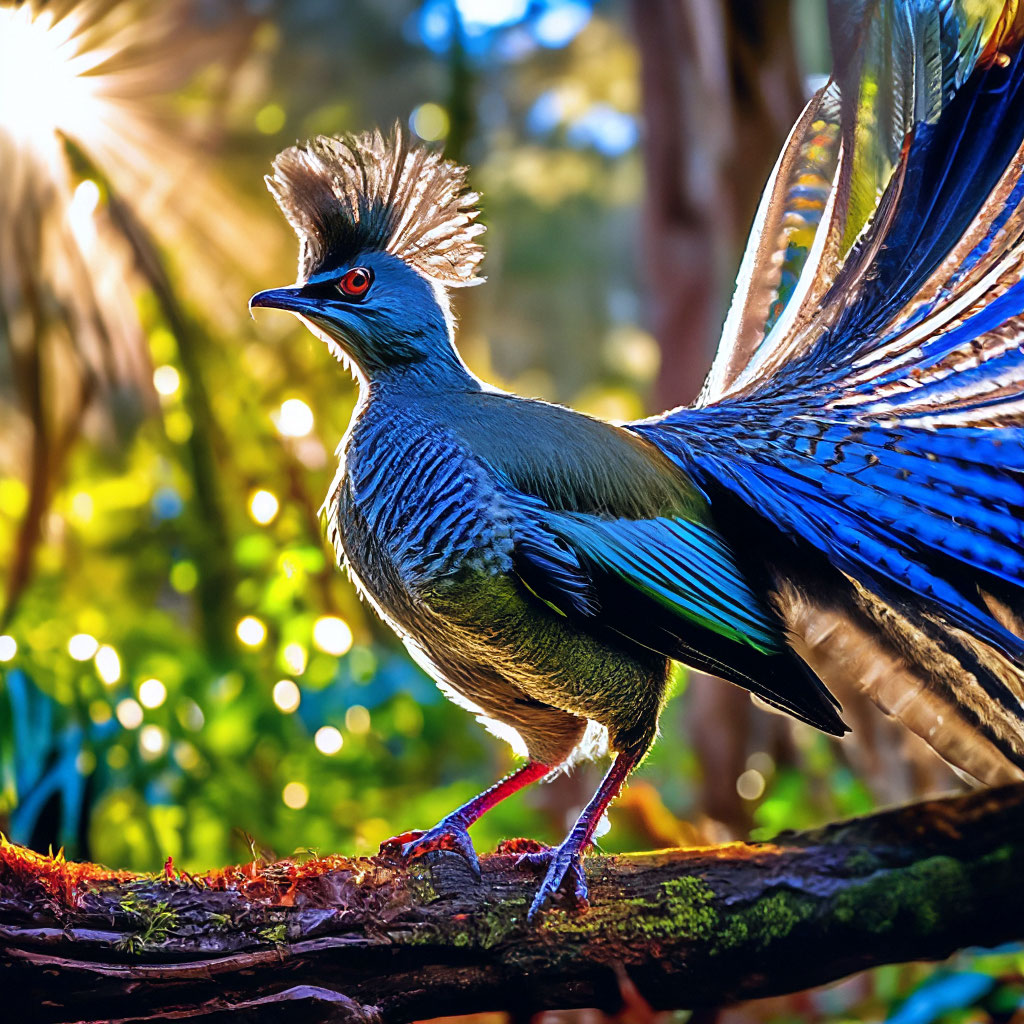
[{"left": 248, "top": 286, "right": 308, "bottom": 318}]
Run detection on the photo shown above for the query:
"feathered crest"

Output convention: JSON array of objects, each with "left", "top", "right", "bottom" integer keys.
[{"left": 266, "top": 125, "right": 485, "bottom": 287}]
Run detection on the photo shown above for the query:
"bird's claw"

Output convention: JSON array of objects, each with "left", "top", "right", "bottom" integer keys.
[
  {"left": 379, "top": 818, "right": 482, "bottom": 879},
  {"left": 517, "top": 841, "right": 590, "bottom": 921}
]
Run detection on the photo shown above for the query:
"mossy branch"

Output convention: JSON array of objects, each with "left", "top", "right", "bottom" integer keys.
[{"left": 1, "top": 785, "right": 1023, "bottom": 1023}]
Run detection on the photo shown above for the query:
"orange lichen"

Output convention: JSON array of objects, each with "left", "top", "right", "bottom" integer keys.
[
  {"left": 494, "top": 837, "right": 548, "bottom": 855},
  {"left": 0, "top": 835, "right": 138, "bottom": 906},
  {"left": 0, "top": 835, "right": 377, "bottom": 909},
  {"left": 194, "top": 851, "right": 363, "bottom": 902}
]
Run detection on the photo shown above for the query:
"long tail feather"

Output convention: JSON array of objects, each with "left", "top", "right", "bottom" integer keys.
[{"left": 634, "top": 0, "right": 1024, "bottom": 781}]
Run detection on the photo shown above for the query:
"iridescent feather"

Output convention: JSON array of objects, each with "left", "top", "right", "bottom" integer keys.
[{"left": 638, "top": 0, "right": 1024, "bottom": 783}]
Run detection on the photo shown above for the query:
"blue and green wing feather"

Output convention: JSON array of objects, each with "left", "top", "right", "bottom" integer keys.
[{"left": 509, "top": 493, "right": 846, "bottom": 734}]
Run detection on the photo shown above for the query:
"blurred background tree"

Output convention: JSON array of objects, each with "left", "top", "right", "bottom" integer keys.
[{"left": 0, "top": 1, "right": 1019, "bottom": 1021}]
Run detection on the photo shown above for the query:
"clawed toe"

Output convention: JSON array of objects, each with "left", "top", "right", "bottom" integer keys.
[
  {"left": 518, "top": 842, "right": 590, "bottom": 920},
  {"left": 379, "top": 820, "right": 482, "bottom": 878}
]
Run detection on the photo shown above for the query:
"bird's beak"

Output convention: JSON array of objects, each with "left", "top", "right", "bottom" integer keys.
[{"left": 248, "top": 285, "right": 309, "bottom": 318}]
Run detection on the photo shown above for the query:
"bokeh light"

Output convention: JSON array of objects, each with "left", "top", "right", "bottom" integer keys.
[
  {"left": 138, "top": 678, "right": 167, "bottom": 709},
  {"left": 70, "top": 491, "right": 94, "bottom": 524},
  {"left": 282, "top": 643, "right": 308, "bottom": 675},
  {"left": 94, "top": 645, "right": 121, "bottom": 684},
  {"left": 534, "top": 1, "right": 591, "bottom": 47},
  {"left": 68, "top": 633, "right": 99, "bottom": 661},
  {"left": 139, "top": 724, "right": 168, "bottom": 759},
  {"left": 170, "top": 562, "right": 199, "bottom": 593},
  {"left": 173, "top": 741, "right": 200, "bottom": 772},
  {"left": 314, "top": 725, "right": 344, "bottom": 755},
  {"left": 736, "top": 768, "right": 767, "bottom": 801},
  {"left": 236, "top": 616, "right": 267, "bottom": 647},
  {"left": 0, "top": 635, "right": 17, "bottom": 661},
  {"left": 272, "top": 679, "right": 301, "bottom": 713},
  {"left": 454, "top": 0, "right": 528, "bottom": 33},
  {"left": 345, "top": 705, "right": 371, "bottom": 735},
  {"left": 68, "top": 178, "right": 99, "bottom": 244},
  {"left": 89, "top": 700, "right": 112, "bottom": 725},
  {"left": 255, "top": 102, "right": 286, "bottom": 135},
  {"left": 282, "top": 781, "right": 309, "bottom": 809},
  {"left": 248, "top": 489, "right": 280, "bottom": 525},
  {"left": 410, "top": 102, "right": 449, "bottom": 142},
  {"left": 275, "top": 398, "right": 314, "bottom": 437},
  {"left": 115, "top": 698, "right": 144, "bottom": 730},
  {"left": 178, "top": 699, "right": 205, "bottom": 731},
  {"left": 71, "top": 178, "right": 100, "bottom": 214},
  {"left": 153, "top": 365, "right": 181, "bottom": 396},
  {"left": 312, "top": 616, "right": 353, "bottom": 656}
]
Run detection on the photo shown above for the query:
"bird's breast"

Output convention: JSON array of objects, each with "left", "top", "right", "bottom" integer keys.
[{"left": 327, "top": 409, "right": 515, "bottom": 620}]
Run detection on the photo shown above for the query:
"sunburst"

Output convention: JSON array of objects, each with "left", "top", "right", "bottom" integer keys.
[{"left": 0, "top": 0, "right": 272, "bottom": 622}]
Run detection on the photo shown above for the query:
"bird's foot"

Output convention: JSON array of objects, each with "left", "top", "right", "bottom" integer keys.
[
  {"left": 513, "top": 839, "right": 590, "bottom": 921},
  {"left": 379, "top": 817, "right": 481, "bottom": 879}
]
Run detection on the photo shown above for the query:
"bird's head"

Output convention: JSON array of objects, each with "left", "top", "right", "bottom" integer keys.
[{"left": 250, "top": 127, "right": 484, "bottom": 383}]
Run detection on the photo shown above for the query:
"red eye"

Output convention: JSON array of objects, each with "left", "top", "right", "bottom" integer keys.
[{"left": 337, "top": 266, "right": 373, "bottom": 299}]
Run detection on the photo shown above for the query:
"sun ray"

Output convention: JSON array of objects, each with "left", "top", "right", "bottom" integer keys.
[{"left": 0, "top": 0, "right": 276, "bottom": 622}]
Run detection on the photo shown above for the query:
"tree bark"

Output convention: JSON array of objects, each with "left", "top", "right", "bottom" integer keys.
[
  {"left": 632, "top": 0, "right": 805, "bottom": 409},
  {"left": 1, "top": 785, "right": 1022, "bottom": 1023}
]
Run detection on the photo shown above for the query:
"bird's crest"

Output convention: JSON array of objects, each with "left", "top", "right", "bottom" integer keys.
[{"left": 266, "top": 125, "right": 485, "bottom": 287}]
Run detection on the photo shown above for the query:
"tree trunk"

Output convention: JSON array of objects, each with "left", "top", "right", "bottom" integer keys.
[
  {"left": 2, "top": 785, "right": 1022, "bottom": 1022},
  {"left": 632, "top": 0, "right": 805, "bottom": 409}
]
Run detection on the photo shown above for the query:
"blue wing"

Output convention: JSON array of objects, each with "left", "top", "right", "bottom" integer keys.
[
  {"left": 637, "top": 409, "right": 1024, "bottom": 664},
  {"left": 540, "top": 513, "right": 781, "bottom": 653}
]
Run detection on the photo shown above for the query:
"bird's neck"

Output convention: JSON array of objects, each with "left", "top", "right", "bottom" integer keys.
[{"left": 364, "top": 338, "right": 482, "bottom": 395}]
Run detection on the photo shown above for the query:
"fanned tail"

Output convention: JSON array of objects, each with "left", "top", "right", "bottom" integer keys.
[{"left": 634, "top": 1, "right": 1024, "bottom": 784}]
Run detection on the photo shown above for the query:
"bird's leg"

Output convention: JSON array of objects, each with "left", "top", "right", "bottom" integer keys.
[
  {"left": 524, "top": 748, "right": 640, "bottom": 921},
  {"left": 380, "top": 760, "right": 552, "bottom": 878}
]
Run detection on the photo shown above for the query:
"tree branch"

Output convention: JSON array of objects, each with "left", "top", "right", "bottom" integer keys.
[{"left": 2, "top": 785, "right": 1023, "bottom": 1023}]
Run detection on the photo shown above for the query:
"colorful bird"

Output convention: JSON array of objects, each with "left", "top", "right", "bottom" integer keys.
[{"left": 251, "top": 0, "right": 1024, "bottom": 919}]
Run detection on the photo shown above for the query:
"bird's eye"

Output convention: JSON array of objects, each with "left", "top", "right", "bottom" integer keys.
[{"left": 337, "top": 266, "right": 374, "bottom": 300}]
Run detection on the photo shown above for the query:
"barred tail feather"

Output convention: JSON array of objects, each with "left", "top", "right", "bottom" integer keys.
[
  {"left": 775, "top": 579, "right": 1024, "bottom": 785},
  {"left": 632, "top": 0, "right": 1024, "bottom": 782}
]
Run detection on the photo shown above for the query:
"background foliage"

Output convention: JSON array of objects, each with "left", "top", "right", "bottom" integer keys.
[{"left": 0, "top": 1, "right": 1021, "bottom": 1021}]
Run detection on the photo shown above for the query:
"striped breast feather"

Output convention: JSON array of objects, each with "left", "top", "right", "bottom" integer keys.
[{"left": 338, "top": 419, "right": 517, "bottom": 581}]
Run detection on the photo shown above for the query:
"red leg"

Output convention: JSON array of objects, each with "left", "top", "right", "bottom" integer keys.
[
  {"left": 453, "top": 760, "right": 552, "bottom": 824},
  {"left": 381, "top": 760, "right": 551, "bottom": 876},
  {"left": 525, "top": 749, "right": 640, "bottom": 920}
]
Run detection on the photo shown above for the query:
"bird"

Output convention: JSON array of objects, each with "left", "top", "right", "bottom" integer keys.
[{"left": 251, "top": 0, "right": 1024, "bottom": 920}]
